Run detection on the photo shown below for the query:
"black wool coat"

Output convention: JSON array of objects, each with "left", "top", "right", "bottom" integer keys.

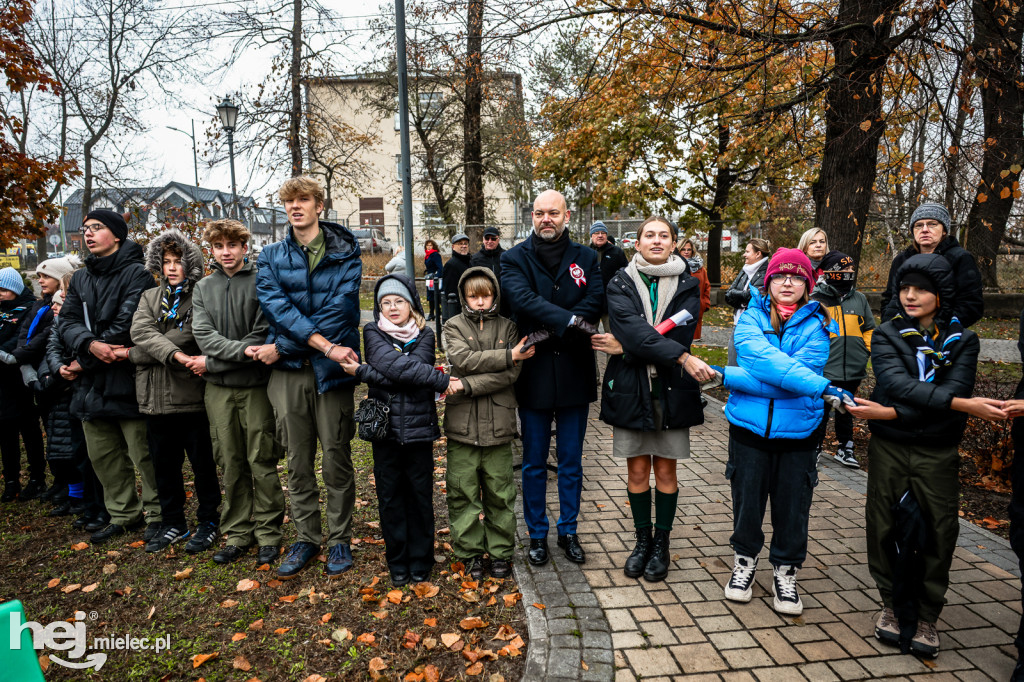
[
  {"left": 600, "top": 269, "right": 705, "bottom": 431},
  {"left": 500, "top": 235, "right": 603, "bottom": 410},
  {"left": 0, "top": 289, "right": 38, "bottom": 418}
]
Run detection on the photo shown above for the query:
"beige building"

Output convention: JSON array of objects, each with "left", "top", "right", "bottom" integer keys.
[{"left": 305, "top": 74, "right": 529, "bottom": 250}]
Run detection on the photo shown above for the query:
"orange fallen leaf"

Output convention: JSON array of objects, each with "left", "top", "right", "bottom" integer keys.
[
  {"left": 423, "top": 617, "right": 437, "bottom": 627},
  {"left": 236, "top": 579, "right": 260, "bottom": 592},
  {"left": 356, "top": 632, "right": 376, "bottom": 645},
  {"left": 129, "top": 541, "right": 145, "bottom": 548},
  {"left": 441, "top": 633, "right": 463, "bottom": 649},
  {"left": 486, "top": 596, "right": 497, "bottom": 606},
  {"left": 405, "top": 673, "right": 424, "bottom": 682},
  {"left": 255, "top": 563, "right": 270, "bottom": 571},
  {"left": 402, "top": 630, "right": 421, "bottom": 649},
  {"left": 267, "top": 579, "right": 283, "bottom": 588},
  {"left": 502, "top": 593, "right": 521, "bottom": 607},
  {"left": 466, "top": 661, "right": 484, "bottom": 676},
  {"left": 423, "top": 664, "right": 440, "bottom": 682},
  {"left": 368, "top": 656, "right": 387, "bottom": 672},
  {"left": 303, "top": 676, "right": 327, "bottom": 682},
  {"left": 387, "top": 589, "right": 403, "bottom": 604},
  {"left": 233, "top": 655, "right": 252, "bottom": 671},
  {"left": 492, "top": 625, "right": 516, "bottom": 641},
  {"left": 232, "top": 633, "right": 247, "bottom": 642},
  {"left": 220, "top": 599, "right": 239, "bottom": 608},
  {"left": 532, "top": 602, "right": 545, "bottom": 609},
  {"left": 371, "top": 611, "right": 388, "bottom": 620},
  {"left": 279, "top": 595, "right": 298, "bottom": 603},
  {"left": 38, "top": 655, "right": 49, "bottom": 672},
  {"left": 248, "top": 618, "right": 264, "bottom": 630},
  {"left": 413, "top": 583, "right": 439, "bottom": 598},
  {"left": 71, "top": 542, "right": 89, "bottom": 551},
  {"left": 192, "top": 652, "right": 219, "bottom": 668},
  {"left": 460, "top": 617, "right": 488, "bottom": 630},
  {"left": 423, "top": 636, "right": 437, "bottom": 649},
  {"left": 61, "top": 584, "right": 81, "bottom": 594},
  {"left": 510, "top": 635, "right": 524, "bottom": 649},
  {"left": 273, "top": 628, "right": 291, "bottom": 635},
  {"left": 367, "top": 576, "right": 379, "bottom": 588},
  {"left": 147, "top": 606, "right": 155, "bottom": 620},
  {"left": 47, "top": 578, "right": 60, "bottom": 588},
  {"left": 82, "top": 583, "right": 99, "bottom": 593},
  {"left": 320, "top": 613, "right": 332, "bottom": 623},
  {"left": 582, "top": 661, "right": 589, "bottom": 671},
  {"left": 174, "top": 567, "right": 193, "bottom": 581}
]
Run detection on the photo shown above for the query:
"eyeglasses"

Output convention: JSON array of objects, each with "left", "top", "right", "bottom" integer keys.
[
  {"left": 380, "top": 299, "right": 410, "bottom": 309},
  {"left": 79, "top": 223, "right": 108, "bottom": 235},
  {"left": 483, "top": 235, "right": 499, "bottom": 241},
  {"left": 913, "top": 221, "right": 943, "bottom": 232},
  {"left": 770, "top": 274, "right": 805, "bottom": 285}
]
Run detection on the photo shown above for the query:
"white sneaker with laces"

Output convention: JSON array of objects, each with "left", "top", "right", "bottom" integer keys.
[
  {"left": 724, "top": 554, "right": 757, "bottom": 602},
  {"left": 834, "top": 441, "right": 859, "bottom": 468},
  {"left": 772, "top": 565, "right": 803, "bottom": 615}
]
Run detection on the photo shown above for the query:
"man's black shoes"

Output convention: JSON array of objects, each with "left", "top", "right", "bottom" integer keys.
[
  {"left": 528, "top": 538, "right": 549, "bottom": 566},
  {"left": 558, "top": 534, "right": 586, "bottom": 564}
]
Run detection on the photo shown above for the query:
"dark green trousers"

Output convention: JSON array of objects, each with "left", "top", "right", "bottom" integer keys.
[
  {"left": 445, "top": 441, "right": 516, "bottom": 560},
  {"left": 865, "top": 434, "right": 960, "bottom": 623}
]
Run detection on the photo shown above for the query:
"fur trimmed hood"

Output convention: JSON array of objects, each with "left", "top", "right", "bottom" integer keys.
[{"left": 144, "top": 228, "right": 205, "bottom": 285}]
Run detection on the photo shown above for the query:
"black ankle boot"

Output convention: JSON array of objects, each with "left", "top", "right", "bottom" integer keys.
[
  {"left": 624, "top": 527, "right": 652, "bottom": 578},
  {"left": 643, "top": 529, "right": 670, "bottom": 582}
]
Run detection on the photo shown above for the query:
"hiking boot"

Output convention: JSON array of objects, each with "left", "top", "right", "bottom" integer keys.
[
  {"left": 0, "top": 482, "right": 18, "bottom": 502},
  {"left": 20, "top": 478, "right": 46, "bottom": 501},
  {"left": 465, "top": 557, "right": 485, "bottom": 581},
  {"left": 874, "top": 607, "right": 900, "bottom": 644},
  {"left": 910, "top": 620, "right": 940, "bottom": 658},
  {"left": 84, "top": 513, "right": 111, "bottom": 532},
  {"left": 214, "top": 544, "right": 250, "bottom": 564},
  {"left": 624, "top": 528, "right": 653, "bottom": 579},
  {"left": 257, "top": 545, "right": 281, "bottom": 565},
  {"left": 325, "top": 544, "right": 354, "bottom": 579},
  {"left": 643, "top": 529, "right": 671, "bottom": 582},
  {"left": 146, "top": 525, "right": 191, "bottom": 553},
  {"left": 834, "top": 441, "right": 859, "bottom": 468},
  {"left": 91, "top": 523, "right": 133, "bottom": 544},
  {"left": 490, "top": 558, "right": 512, "bottom": 579},
  {"left": 724, "top": 554, "right": 758, "bottom": 602},
  {"left": 772, "top": 565, "right": 803, "bottom": 616},
  {"left": 185, "top": 522, "right": 219, "bottom": 554},
  {"left": 277, "top": 541, "right": 319, "bottom": 580}
]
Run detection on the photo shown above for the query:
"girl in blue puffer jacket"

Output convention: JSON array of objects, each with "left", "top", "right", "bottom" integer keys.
[{"left": 712, "top": 248, "right": 849, "bottom": 618}]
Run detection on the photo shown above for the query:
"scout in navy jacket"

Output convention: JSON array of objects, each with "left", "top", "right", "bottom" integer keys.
[{"left": 500, "top": 235, "right": 603, "bottom": 410}]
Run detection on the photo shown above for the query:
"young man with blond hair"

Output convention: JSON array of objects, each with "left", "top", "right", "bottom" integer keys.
[
  {"left": 191, "top": 219, "right": 285, "bottom": 565},
  {"left": 247, "top": 176, "right": 362, "bottom": 580}
]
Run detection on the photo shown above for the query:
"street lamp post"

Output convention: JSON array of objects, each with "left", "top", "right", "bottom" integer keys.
[{"left": 216, "top": 96, "right": 239, "bottom": 219}]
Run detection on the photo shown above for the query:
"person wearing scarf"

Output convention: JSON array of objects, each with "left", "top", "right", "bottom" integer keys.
[
  {"left": 342, "top": 274, "right": 453, "bottom": 586},
  {"left": 593, "top": 217, "right": 715, "bottom": 582},
  {"left": 797, "top": 227, "right": 829, "bottom": 281},
  {"left": 848, "top": 253, "right": 1006, "bottom": 659},
  {"left": 679, "top": 237, "right": 711, "bottom": 340},
  {"left": 809, "top": 250, "right": 876, "bottom": 468},
  {"left": 724, "top": 238, "right": 771, "bottom": 364},
  {"left": 126, "top": 229, "right": 221, "bottom": 555},
  {"left": 424, "top": 239, "right": 444, "bottom": 320}
]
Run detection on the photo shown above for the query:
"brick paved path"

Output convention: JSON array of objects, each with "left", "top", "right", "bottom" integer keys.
[{"left": 516, "top": 398, "right": 1022, "bottom": 681}]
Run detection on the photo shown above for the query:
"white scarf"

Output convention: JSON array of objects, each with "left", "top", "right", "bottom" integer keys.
[
  {"left": 741, "top": 257, "right": 768, "bottom": 291},
  {"left": 378, "top": 316, "right": 421, "bottom": 343},
  {"left": 625, "top": 253, "right": 687, "bottom": 384}
]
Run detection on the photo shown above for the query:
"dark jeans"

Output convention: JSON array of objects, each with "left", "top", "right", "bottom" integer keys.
[
  {"left": 0, "top": 414, "right": 46, "bottom": 488},
  {"left": 819, "top": 379, "right": 861, "bottom": 446},
  {"left": 1010, "top": 417, "right": 1024, "bottom": 652},
  {"left": 147, "top": 413, "right": 221, "bottom": 528},
  {"left": 520, "top": 405, "right": 588, "bottom": 538},
  {"left": 372, "top": 440, "right": 435, "bottom": 575},
  {"left": 726, "top": 437, "right": 818, "bottom": 567}
]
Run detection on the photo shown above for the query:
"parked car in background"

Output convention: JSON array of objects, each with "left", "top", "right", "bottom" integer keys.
[
  {"left": 620, "top": 231, "right": 638, "bottom": 250},
  {"left": 352, "top": 228, "right": 394, "bottom": 255}
]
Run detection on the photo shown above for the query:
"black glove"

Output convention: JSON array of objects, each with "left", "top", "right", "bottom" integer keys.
[
  {"left": 521, "top": 329, "right": 551, "bottom": 351},
  {"left": 569, "top": 316, "right": 599, "bottom": 336},
  {"left": 723, "top": 288, "right": 749, "bottom": 309}
]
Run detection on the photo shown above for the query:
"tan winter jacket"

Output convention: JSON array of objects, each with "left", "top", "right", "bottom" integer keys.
[{"left": 441, "top": 267, "right": 521, "bottom": 447}]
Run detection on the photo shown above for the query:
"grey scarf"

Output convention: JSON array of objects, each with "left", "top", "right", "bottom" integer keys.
[{"left": 625, "top": 253, "right": 687, "bottom": 384}]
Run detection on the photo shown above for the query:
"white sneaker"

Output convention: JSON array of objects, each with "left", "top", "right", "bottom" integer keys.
[
  {"left": 834, "top": 441, "right": 859, "bottom": 468},
  {"left": 772, "top": 565, "right": 803, "bottom": 615},
  {"left": 724, "top": 554, "right": 757, "bottom": 602}
]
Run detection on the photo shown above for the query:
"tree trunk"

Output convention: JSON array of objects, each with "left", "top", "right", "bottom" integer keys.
[
  {"left": 812, "top": 0, "right": 897, "bottom": 263},
  {"left": 82, "top": 145, "right": 94, "bottom": 214},
  {"left": 962, "top": 0, "right": 1024, "bottom": 288},
  {"left": 706, "top": 120, "right": 734, "bottom": 286},
  {"left": 463, "top": 0, "right": 485, "bottom": 243},
  {"left": 289, "top": 0, "right": 303, "bottom": 176}
]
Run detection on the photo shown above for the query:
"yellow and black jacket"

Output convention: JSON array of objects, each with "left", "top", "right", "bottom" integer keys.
[{"left": 811, "top": 281, "right": 876, "bottom": 382}]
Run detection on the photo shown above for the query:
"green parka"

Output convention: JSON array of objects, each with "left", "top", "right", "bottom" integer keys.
[
  {"left": 441, "top": 266, "right": 521, "bottom": 447},
  {"left": 129, "top": 229, "right": 206, "bottom": 415}
]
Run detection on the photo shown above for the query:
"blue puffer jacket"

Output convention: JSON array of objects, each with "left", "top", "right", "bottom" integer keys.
[
  {"left": 723, "top": 289, "right": 834, "bottom": 439},
  {"left": 257, "top": 221, "right": 362, "bottom": 393}
]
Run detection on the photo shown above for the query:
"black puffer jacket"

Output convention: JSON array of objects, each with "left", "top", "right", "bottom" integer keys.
[
  {"left": 12, "top": 296, "right": 54, "bottom": 366},
  {"left": 32, "top": 318, "right": 77, "bottom": 461},
  {"left": 356, "top": 274, "right": 449, "bottom": 445},
  {"left": 869, "top": 254, "right": 979, "bottom": 446},
  {"left": 723, "top": 259, "right": 769, "bottom": 310},
  {"left": 880, "top": 235, "right": 984, "bottom": 327},
  {"left": 442, "top": 251, "right": 473, "bottom": 318},
  {"left": 60, "top": 240, "right": 157, "bottom": 420},
  {"left": 0, "top": 288, "right": 38, "bottom": 418},
  {"left": 600, "top": 267, "right": 705, "bottom": 431}
]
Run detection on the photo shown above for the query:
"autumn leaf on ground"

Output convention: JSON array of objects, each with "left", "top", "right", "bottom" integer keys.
[
  {"left": 70, "top": 542, "right": 89, "bottom": 551},
  {"left": 423, "top": 617, "right": 437, "bottom": 627},
  {"left": 82, "top": 583, "right": 99, "bottom": 593},
  {"left": 220, "top": 599, "right": 239, "bottom": 608},
  {"left": 233, "top": 655, "right": 252, "bottom": 671},
  {"left": 422, "top": 637, "right": 437, "bottom": 649},
  {"left": 320, "top": 612, "right": 332, "bottom": 623},
  {"left": 267, "top": 579, "right": 282, "bottom": 588},
  {"left": 459, "top": 617, "right": 488, "bottom": 630},
  {"left": 466, "top": 661, "right": 484, "bottom": 676},
  {"left": 356, "top": 632, "right": 376, "bottom": 645},
  {"left": 38, "top": 656, "right": 49, "bottom": 672},
  {"left": 303, "top": 675, "right": 327, "bottom": 682},
  {"left": 256, "top": 563, "right": 270, "bottom": 571},
  {"left": 332, "top": 628, "right": 352, "bottom": 643},
  {"left": 441, "top": 633, "right": 463, "bottom": 649},
  {"left": 486, "top": 596, "right": 497, "bottom": 606},
  {"left": 279, "top": 595, "right": 298, "bottom": 603},
  {"left": 402, "top": 630, "right": 421, "bottom": 649},
  {"left": 173, "top": 567, "right": 193, "bottom": 581},
  {"left": 46, "top": 578, "right": 60, "bottom": 588},
  {"left": 413, "top": 583, "right": 439, "bottom": 599},
  {"left": 128, "top": 541, "right": 145, "bottom": 548},
  {"left": 387, "top": 589, "right": 403, "bottom": 604},
  {"left": 192, "top": 652, "right": 218, "bottom": 668},
  {"left": 423, "top": 664, "right": 440, "bottom": 682},
  {"left": 232, "top": 633, "right": 247, "bottom": 642},
  {"left": 102, "top": 563, "right": 117, "bottom": 575},
  {"left": 273, "top": 627, "right": 291, "bottom": 635},
  {"left": 368, "top": 657, "right": 388, "bottom": 673},
  {"left": 371, "top": 610, "right": 388, "bottom": 620},
  {"left": 147, "top": 606, "right": 155, "bottom": 619},
  {"left": 502, "top": 593, "right": 521, "bottom": 607},
  {"left": 405, "top": 673, "right": 424, "bottom": 682},
  {"left": 531, "top": 602, "right": 545, "bottom": 609},
  {"left": 61, "top": 584, "right": 81, "bottom": 594},
  {"left": 248, "top": 618, "right": 264, "bottom": 630},
  {"left": 492, "top": 625, "right": 516, "bottom": 641},
  {"left": 510, "top": 635, "right": 524, "bottom": 649},
  {"left": 236, "top": 579, "right": 260, "bottom": 591}
]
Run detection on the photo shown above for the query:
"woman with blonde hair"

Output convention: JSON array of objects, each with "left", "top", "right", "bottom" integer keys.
[
  {"left": 797, "top": 228, "right": 829, "bottom": 280},
  {"left": 678, "top": 237, "right": 711, "bottom": 341}
]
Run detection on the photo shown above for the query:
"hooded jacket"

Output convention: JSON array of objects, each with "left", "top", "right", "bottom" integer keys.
[
  {"left": 60, "top": 239, "right": 157, "bottom": 420},
  {"left": 0, "top": 288, "right": 38, "bottom": 418},
  {"left": 880, "top": 235, "right": 984, "bottom": 327},
  {"left": 599, "top": 266, "right": 705, "bottom": 431},
  {"left": 356, "top": 274, "right": 449, "bottom": 445},
  {"left": 256, "top": 220, "right": 362, "bottom": 394},
  {"left": 192, "top": 260, "right": 271, "bottom": 388},
  {"left": 441, "top": 266, "right": 522, "bottom": 446},
  {"left": 811, "top": 280, "right": 876, "bottom": 382},
  {"left": 129, "top": 229, "right": 206, "bottom": 415},
  {"left": 723, "top": 289, "right": 834, "bottom": 441},
  {"left": 12, "top": 295, "right": 54, "bottom": 367},
  {"left": 869, "top": 254, "right": 979, "bottom": 446}
]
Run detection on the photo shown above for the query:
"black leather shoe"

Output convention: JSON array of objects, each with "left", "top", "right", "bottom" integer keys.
[
  {"left": 90, "top": 523, "right": 128, "bottom": 544},
  {"left": 491, "top": 558, "right": 513, "bottom": 579},
  {"left": 20, "top": 479, "right": 46, "bottom": 501},
  {"left": 465, "top": 556, "right": 485, "bottom": 580},
  {"left": 528, "top": 538, "right": 549, "bottom": 566},
  {"left": 391, "top": 569, "right": 411, "bottom": 587},
  {"left": 557, "top": 534, "right": 586, "bottom": 564},
  {"left": 214, "top": 544, "right": 251, "bottom": 564},
  {"left": 643, "top": 529, "right": 670, "bottom": 582},
  {"left": 72, "top": 514, "right": 90, "bottom": 529},
  {"left": 257, "top": 545, "right": 281, "bottom": 565},
  {"left": 49, "top": 499, "right": 73, "bottom": 517},
  {"left": 624, "top": 528, "right": 652, "bottom": 578},
  {"left": 84, "top": 514, "right": 111, "bottom": 532}
]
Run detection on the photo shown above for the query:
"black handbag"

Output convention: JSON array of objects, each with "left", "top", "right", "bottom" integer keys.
[{"left": 354, "top": 394, "right": 392, "bottom": 442}]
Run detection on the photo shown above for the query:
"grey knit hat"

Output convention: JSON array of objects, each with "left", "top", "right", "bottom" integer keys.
[
  {"left": 909, "top": 203, "right": 950, "bottom": 233},
  {"left": 376, "top": 277, "right": 413, "bottom": 306},
  {"left": 589, "top": 221, "right": 608, "bottom": 235}
]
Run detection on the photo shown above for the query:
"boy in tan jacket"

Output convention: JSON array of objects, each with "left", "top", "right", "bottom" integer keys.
[{"left": 442, "top": 267, "right": 534, "bottom": 579}]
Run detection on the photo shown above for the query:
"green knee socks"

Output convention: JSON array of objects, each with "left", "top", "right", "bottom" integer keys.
[
  {"left": 628, "top": 488, "right": 652, "bottom": 529},
  {"left": 654, "top": 488, "right": 678, "bottom": 531}
]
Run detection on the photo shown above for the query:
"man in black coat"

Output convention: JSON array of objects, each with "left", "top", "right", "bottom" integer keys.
[
  {"left": 500, "top": 189, "right": 603, "bottom": 566},
  {"left": 470, "top": 226, "right": 504, "bottom": 277},
  {"left": 880, "top": 203, "right": 984, "bottom": 327},
  {"left": 442, "top": 232, "right": 472, "bottom": 322},
  {"left": 589, "top": 220, "right": 628, "bottom": 327},
  {"left": 59, "top": 210, "right": 161, "bottom": 544}
]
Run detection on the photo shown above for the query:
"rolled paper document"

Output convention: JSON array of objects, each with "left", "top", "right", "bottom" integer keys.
[{"left": 654, "top": 309, "right": 694, "bottom": 335}]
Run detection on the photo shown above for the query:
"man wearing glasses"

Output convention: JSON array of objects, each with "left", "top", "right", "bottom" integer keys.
[
  {"left": 500, "top": 190, "right": 603, "bottom": 566},
  {"left": 470, "top": 226, "right": 504, "bottom": 277},
  {"left": 59, "top": 210, "right": 161, "bottom": 544},
  {"left": 880, "top": 203, "right": 984, "bottom": 326}
]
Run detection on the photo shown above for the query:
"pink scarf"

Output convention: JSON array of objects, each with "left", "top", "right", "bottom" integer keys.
[
  {"left": 776, "top": 303, "right": 798, "bottom": 321},
  {"left": 378, "top": 316, "right": 420, "bottom": 343}
]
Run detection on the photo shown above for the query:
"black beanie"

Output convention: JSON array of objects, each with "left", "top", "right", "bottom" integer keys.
[
  {"left": 818, "top": 250, "right": 855, "bottom": 272},
  {"left": 84, "top": 209, "right": 129, "bottom": 242}
]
